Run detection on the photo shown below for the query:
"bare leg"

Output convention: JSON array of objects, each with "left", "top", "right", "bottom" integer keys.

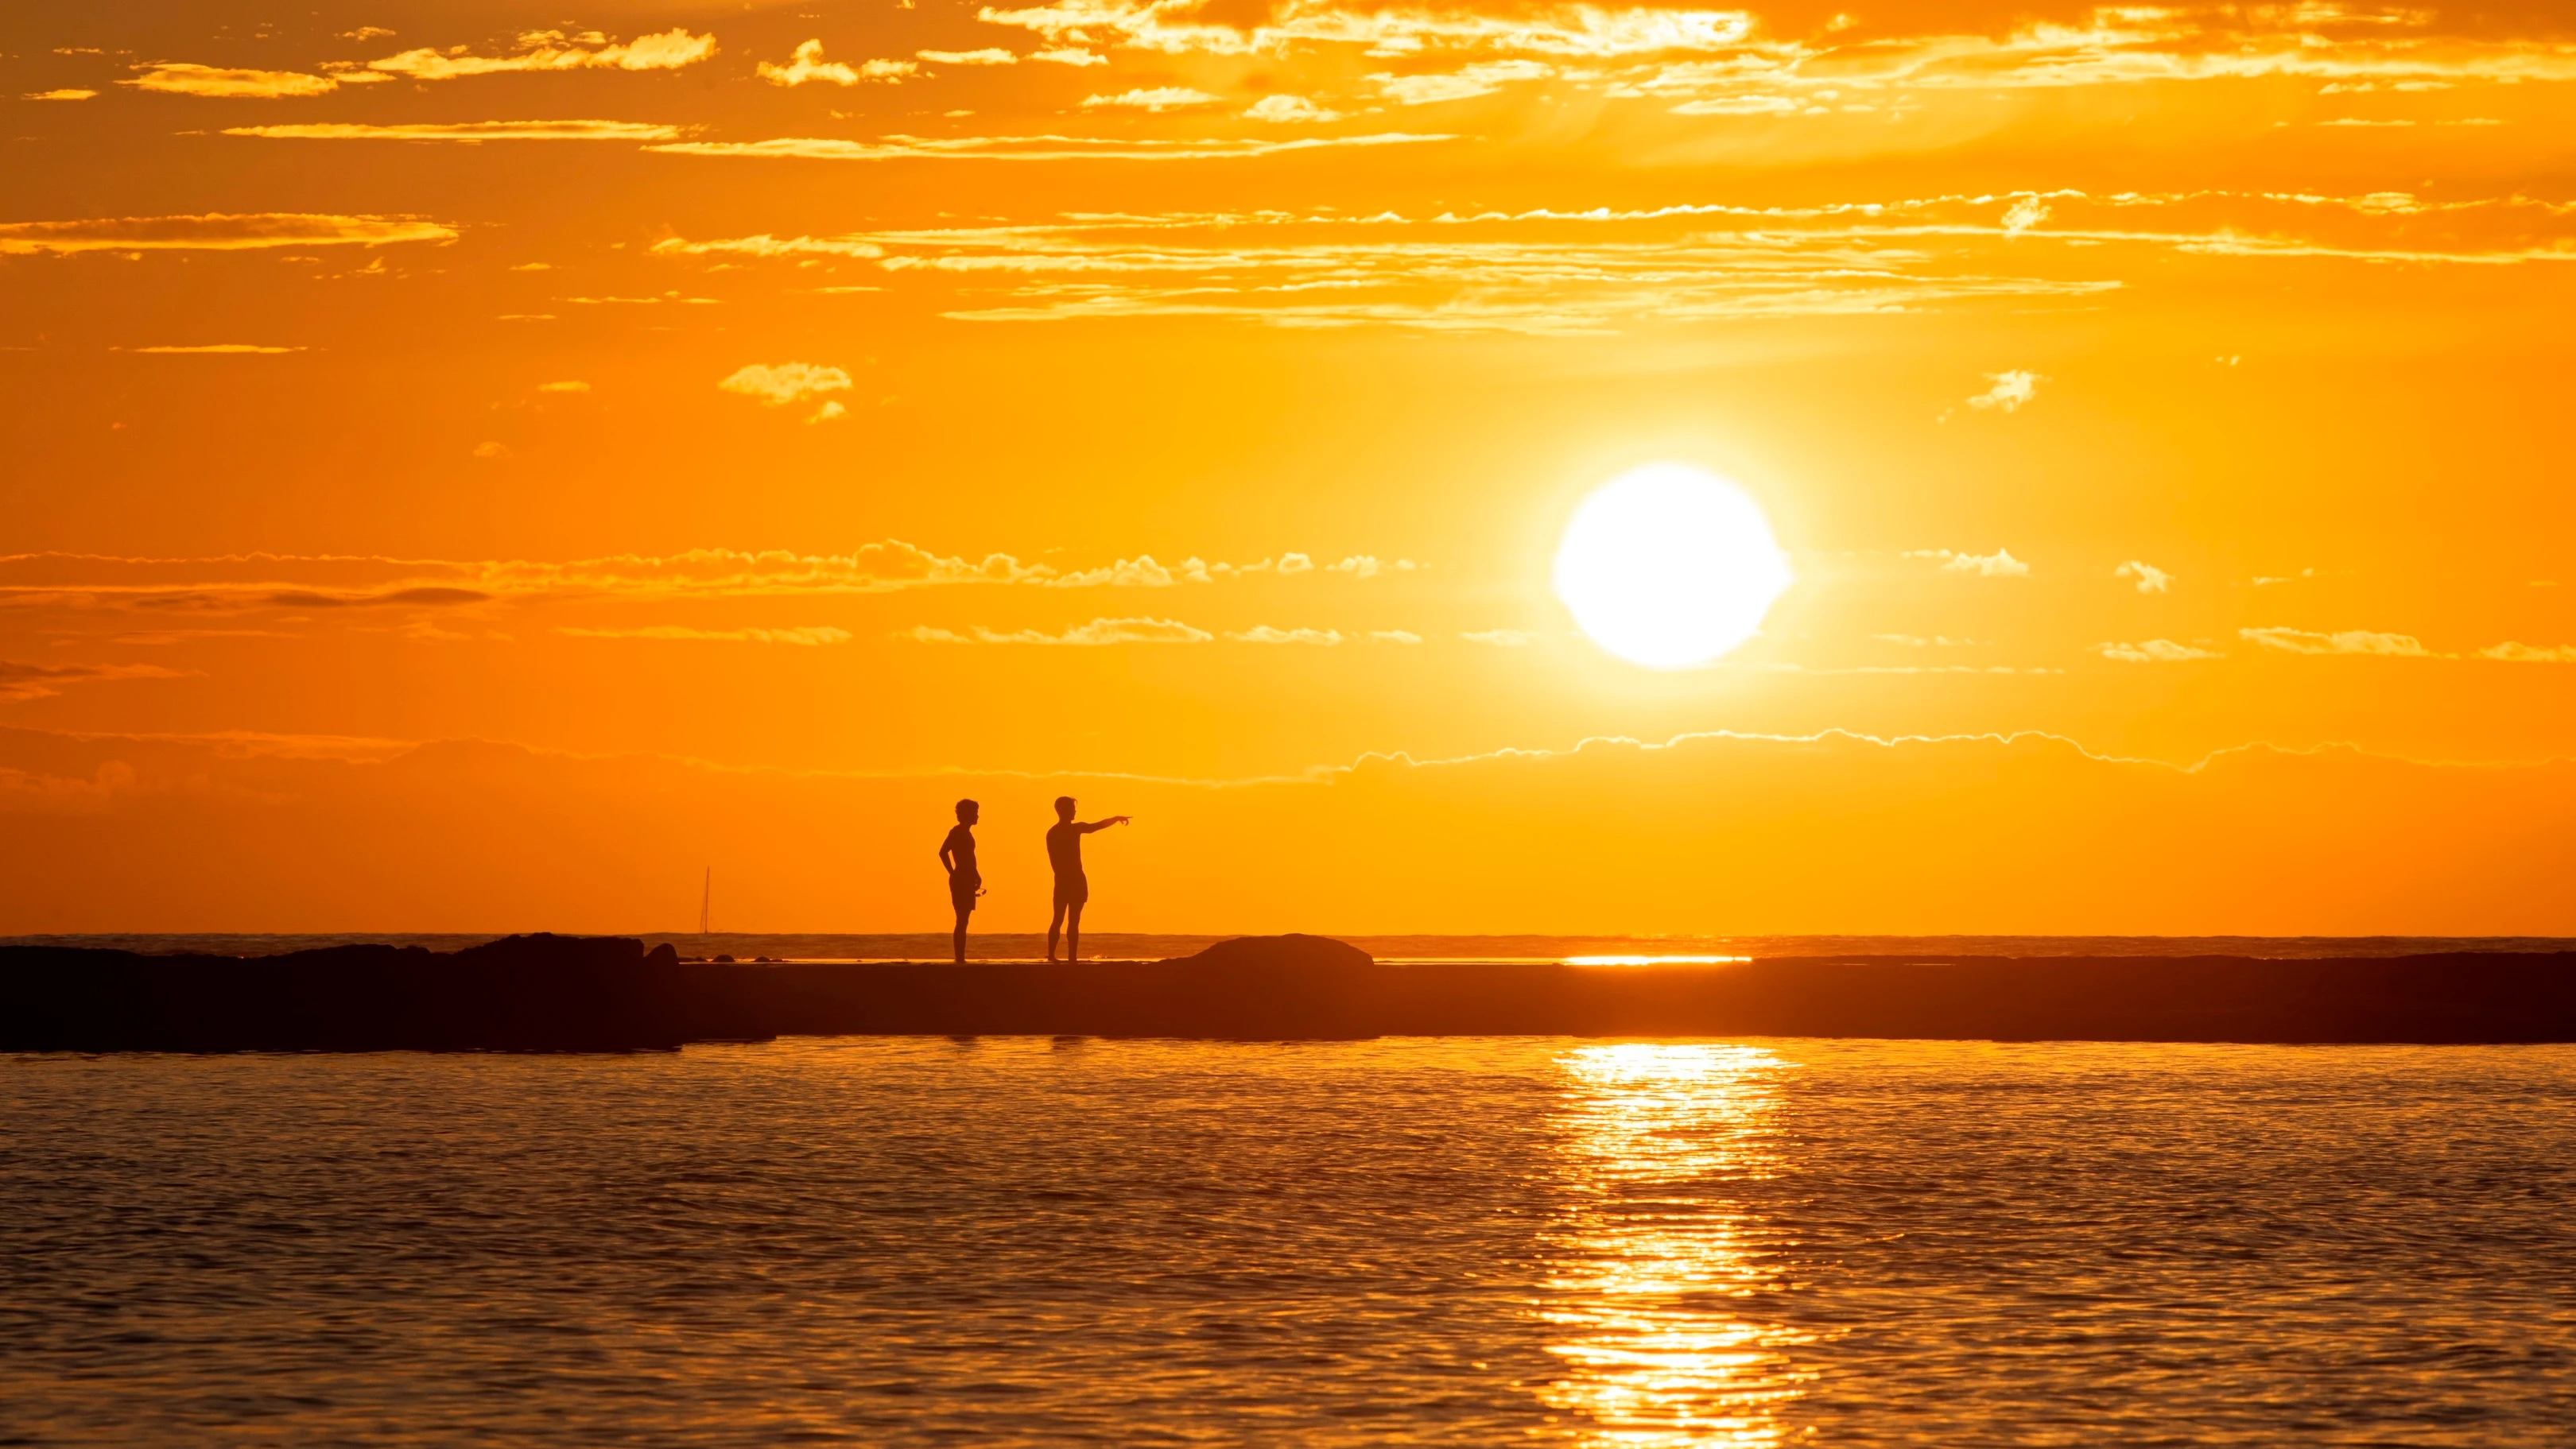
[
  {"left": 952, "top": 906, "right": 970, "bottom": 965},
  {"left": 1065, "top": 901, "right": 1084, "bottom": 963},
  {"left": 1047, "top": 901, "right": 1066, "bottom": 961}
]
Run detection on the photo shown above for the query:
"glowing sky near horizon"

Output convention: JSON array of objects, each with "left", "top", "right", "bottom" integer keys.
[{"left": 3, "top": 0, "right": 2574, "bottom": 932}]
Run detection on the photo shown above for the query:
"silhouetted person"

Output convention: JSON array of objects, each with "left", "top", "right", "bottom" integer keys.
[
  {"left": 939, "top": 799, "right": 982, "bottom": 965},
  {"left": 1045, "top": 796, "right": 1129, "bottom": 962}
]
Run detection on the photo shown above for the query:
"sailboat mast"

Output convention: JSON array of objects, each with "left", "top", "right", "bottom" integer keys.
[{"left": 700, "top": 866, "right": 711, "bottom": 936}]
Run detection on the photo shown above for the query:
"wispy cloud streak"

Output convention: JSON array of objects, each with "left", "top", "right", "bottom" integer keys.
[
  {"left": 0, "top": 544, "right": 1418, "bottom": 606},
  {"left": 646, "top": 132, "right": 1451, "bottom": 161},
  {"left": 223, "top": 121, "right": 683, "bottom": 142},
  {"left": 647, "top": 188, "right": 2576, "bottom": 333},
  {"left": 0, "top": 214, "right": 454, "bottom": 254}
]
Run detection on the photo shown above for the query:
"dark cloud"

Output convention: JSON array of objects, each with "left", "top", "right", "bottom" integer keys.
[{"left": 0, "top": 661, "right": 186, "bottom": 702}]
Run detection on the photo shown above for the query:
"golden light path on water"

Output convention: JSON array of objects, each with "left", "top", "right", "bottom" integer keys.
[{"left": 1541, "top": 1044, "right": 1811, "bottom": 1447}]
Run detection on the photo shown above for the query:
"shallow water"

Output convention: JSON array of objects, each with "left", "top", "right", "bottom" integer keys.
[{"left": 4, "top": 1039, "right": 2571, "bottom": 1445}]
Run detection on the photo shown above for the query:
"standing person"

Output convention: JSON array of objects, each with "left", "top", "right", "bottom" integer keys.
[
  {"left": 938, "top": 799, "right": 983, "bottom": 966},
  {"left": 1045, "top": 796, "right": 1129, "bottom": 963}
]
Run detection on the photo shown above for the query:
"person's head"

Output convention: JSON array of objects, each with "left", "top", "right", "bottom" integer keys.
[
  {"left": 955, "top": 798, "right": 980, "bottom": 825},
  {"left": 1054, "top": 796, "right": 1076, "bottom": 821}
]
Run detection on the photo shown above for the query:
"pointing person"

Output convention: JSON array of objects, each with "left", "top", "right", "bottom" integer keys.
[
  {"left": 939, "top": 798, "right": 983, "bottom": 966},
  {"left": 1045, "top": 796, "right": 1129, "bottom": 963}
]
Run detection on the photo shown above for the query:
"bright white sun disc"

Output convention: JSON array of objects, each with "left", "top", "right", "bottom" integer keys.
[{"left": 1553, "top": 463, "right": 1792, "bottom": 668}]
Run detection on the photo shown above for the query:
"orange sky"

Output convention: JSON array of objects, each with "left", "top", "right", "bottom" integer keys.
[{"left": 4, "top": 0, "right": 2573, "bottom": 933}]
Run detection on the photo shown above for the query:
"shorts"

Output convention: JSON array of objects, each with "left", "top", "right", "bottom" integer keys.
[
  {"left": 949, "top": 875, "right": 980, "bottom": 913},
  {"left": 1053, "top": 873, "right": 1089, "bottom": 908}
]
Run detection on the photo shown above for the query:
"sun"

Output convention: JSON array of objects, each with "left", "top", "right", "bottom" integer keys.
[{"left": 1552, "top": 463, "right": 1793, "bottom": 668}]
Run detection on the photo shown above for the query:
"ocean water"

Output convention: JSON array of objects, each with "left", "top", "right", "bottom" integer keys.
[{"left": 4, "top": 1038, "right": 2570, "bottom": 1445}]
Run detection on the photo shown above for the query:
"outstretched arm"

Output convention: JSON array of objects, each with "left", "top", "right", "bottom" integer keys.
[{"left": 1080, "top": 816, "right": 1131, "bottom": 834}]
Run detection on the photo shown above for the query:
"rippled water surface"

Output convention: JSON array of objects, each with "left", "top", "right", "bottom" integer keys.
[{"left": 5, "top": 1039, "right": 2572, "bottom": 1445}]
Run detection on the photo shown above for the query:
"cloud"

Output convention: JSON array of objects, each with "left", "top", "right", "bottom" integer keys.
[
  {"left": 471, "top": 442, "right": 511, "bottom": 460},
  {"left": 223, "top": 121, "right": 682, "bottom": 143},
  {"left": 1169, "top": 554, "right": 1331, "bottom": 580},
  {"left": 0, "top": 661, "right": 188, "bottom": 703},
  {"left": 646, "top": 132, "right": 1450, "bottom": 161},
  {"left": 2476, "top": 642, "right": 2576, "bottom": 663},
  {"left": 642, "top": 203, "right": 2140, "bottom": 332},
  {"left": 340, "top": 27, "right": 396, "bottom": 42},
  {"left": 23, "top": 88, "right": 97, "bottom": 102},
  {"left": 652, "top": 234, "right": 886, "bottom": 259},
  {"left": 1375, "top": 60, "right": 1552, "bottom": 106},
  {"left": 639, "top": 188, "right": 2576, "bottom": 336},
  {"left": 1030, "top": 48, "right": 1107, "bottom": 65},
  {"left": 1967, "top": 370, "right": 2044, "bottom": 413},
  {"left": 557, "top": 626, "right": 853, "bottom": 645},
  {"left": 2241, "top": 627, "right": 2434, "bottom": 657},
  {"left": 360, "top": 28, "right": 716, "bottom": 81},
  {"left": 1323, "top": 555, "right": 1421, "bottom": 577},
  {"left": 0, "top": 543, "right": 1417, "bottom": 606},
  {"left": 2001, "top": 196, "right": 2050, "bottom": 235},
  {"left": 973, "top": 2, "right": 1757, "bottom": 60},
  {"left": 920, "top": 48, "right": 1019, "bottom": 65},
  {"left": 128, "top": 344, "right": 305, "bottom": 355},
  {"left": 1910, "top": 548, "right": 2030, "bottom": 578},
  {"left": 122, "top": 64, "right": 350, "bottom": 99},
  {"left": 904, "top": 617, "right": 1214, "bottom": 645},
  {"left": 1462, "top": 629, "right": 1537, "bottom": 645},
  {"left": 564, "top": 293, "right": 720, "bottom": 306},
  {"left": 2096, "top": 639, "right": 2221, "bottom": 663},
  {"left": 0, "top": 760, "right": 142, "bottom": 814},
  {"left": 1223, "top": 624, "right": 1422, "bottom": 644},
  {"left": 1082, "top": 87, "right": 1223, "bottom": 110},
  {"left": 1244, "top": 94, "right": 1343, "bottom": 122},
  {"left": 2116, "top": 560, "right": 2172, "bottom": 594},
  {"left": 0, "top": 213, "right": 454, "bottom": 256},
  {"left": 758, "top": 40, "right": 914, "bottom": 85},
  {"left": 1228, "top": 626, "right": 1344, "bottom": 644},
  {"left": 536, "top": 380, "right": 590, "bottom": 393},
  {"left": 718, "top": 362, "right": 853, "bottom": 423},
  {"left": 215, "top": 587, "right": 491, "bottom": 611}
]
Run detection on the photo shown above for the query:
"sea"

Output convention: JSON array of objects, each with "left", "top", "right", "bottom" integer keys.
[{"left": 6, "top": 991, "right": 2573, "bottom": 1443}]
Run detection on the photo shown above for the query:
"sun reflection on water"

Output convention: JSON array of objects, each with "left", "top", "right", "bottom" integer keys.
[{"left": 1541, "top": 1044, "right": 1809, "bottom": 1447}]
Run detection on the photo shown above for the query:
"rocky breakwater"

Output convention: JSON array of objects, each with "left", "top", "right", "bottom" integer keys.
[
  {"left": 9, "top": 933, "right": 2574, "bottom": 1049},
  {"left": 739, "top": 941, "right": 2576, "bottom": 1043},
  {"left": 0, "top": 933, "right": 774, "bottom": 1052}
]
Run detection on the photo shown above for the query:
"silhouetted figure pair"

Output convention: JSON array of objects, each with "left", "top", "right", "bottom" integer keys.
[{"left": 937, "top": 796, "right": 1128, "bottom": 965}]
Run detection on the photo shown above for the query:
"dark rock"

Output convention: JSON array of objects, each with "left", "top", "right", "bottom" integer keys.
[
  {"left": 0, "top": 933, "right": 774, "bottom": 1052},
  {"left": 1179, "top": 934, "right": 1375, "bottom": 971}
]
